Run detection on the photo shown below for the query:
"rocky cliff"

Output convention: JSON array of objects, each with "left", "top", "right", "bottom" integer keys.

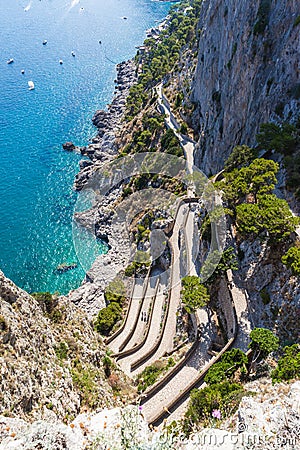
[{"left": 192, "top": 0, "right": 300, "bottom": 174}]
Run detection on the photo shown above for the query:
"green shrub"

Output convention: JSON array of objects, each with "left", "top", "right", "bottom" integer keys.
[
  {"left": 224, "top": 145, "right": 257, "bottom": 171},
  {"left": 249, "top": 327, "right": 279, "bottom": 363},
  {"left": 260, "top": 288, "right": 271, "bottom": 304},
  {"left": 94, "top": 302, "right": 122, "bottom": 336},
  {"left": 271, "top": 344, "right": 300, "bottom": 383},
  {"left": 71, "top": 360, "right": 99, "bottom": 408},
  {"left": 294, "top": 16, "right": 300, "bottom": 27},
  {"left": 102, "top": 354, "right": 113, "bottom": 378},
  {"left": 257, "top": 122, "right": 300, "bottom": 155},
  {"left": 32, "top": 292, "right": 56, "bottom": 314},
  {"left": 181, "top": 276, "right": 210, "bottom": 314},
  {"left": 282, "top": 246, "right": 300, "bottom": 275},
  {"left": 54, "top": 342, "right": 69, "bottom": 360},
  {"left": 180, "top": 123, "right": 188, "bottom": 135},
  {"left": 104, "top": 277, "right": 126, "bottom": 305},
  {"left": 183, "top": 381, "right": 244, "bottom": 433},
  {"left": 204, "top": 349, "right": 248, "bottom": 385},
  {"left": 236, "top": 194, "right": 298, "bottom": 241}
]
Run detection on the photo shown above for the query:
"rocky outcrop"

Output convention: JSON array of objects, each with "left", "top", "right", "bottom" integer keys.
[
  {"left": 237, "top": 238, "right": 300, "bottom": 343},
  {"left": 1, "top": 380, "right": 300, "bottom": 449},
  {"left": 0, "top": 270, "right": 126, "bottom": 422},
  {"left": 192, "top": 0, "right": 300, "bottom": 174}
]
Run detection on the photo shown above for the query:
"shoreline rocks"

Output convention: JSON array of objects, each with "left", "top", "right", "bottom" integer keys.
[
  {"left": 67, "top": 60, "right": 137, "bottom": 316},
  {"left": 75, "top": 59, "right": 137, "bottom": 191}
]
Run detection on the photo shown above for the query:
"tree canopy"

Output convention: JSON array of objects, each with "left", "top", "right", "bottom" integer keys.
[
  {"left": 236, "top": 194, "right": 298, "bottom": 241},
  {"left": 224, "top": 144, "right": 257, "bottom": 172},
  {"left": 282, "top": 246, "right": 300, "bottom": 275},
  {"left": 181, "top": 276, "right": 210, "bottom": 313},
  {"left": 249, "top": 327, "right": 279, "bottom": 361},
  {"left": 271, "top": 344, "right": 300, "bottom": 383}
]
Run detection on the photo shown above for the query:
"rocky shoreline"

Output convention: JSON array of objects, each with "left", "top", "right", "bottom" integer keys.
[
  {"left": 74, "top": 59, "right": 137, "bottom": 191},
  {"left": 67, "top": 59, "right": 137, "bottom": 318}
]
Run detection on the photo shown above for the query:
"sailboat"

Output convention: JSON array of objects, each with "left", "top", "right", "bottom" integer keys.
[{"left": 28, "top": 81, "right": 35, "bottom": 90}]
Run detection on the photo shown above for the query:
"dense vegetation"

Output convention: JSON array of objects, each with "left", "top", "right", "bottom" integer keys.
[
  {"left": 181, "top": 276, "right": 210, "bottom": 313},
  {"left": 217, "top": 154, "right": 298, "bottom": 242},
  {"left": 204, "top": 349, "right": 247, "bottom": 385},
  {"left": 94, "top": 302, "right": 122, "bottom": 336},
  {"left": 126, "top": 0, "right": 201, "bottom": 120},
  {"left": 282, "top": 245, "right": 300, "bottom": 275},
  {"left": 183, "top": 382, "right": 245, "bottom": 433},
  {"left": 32, "top": 291, "right": 63, "bottom": 323},
  {"left": 104, "top": 277, "right": 126, "bottom": 305},
  {"left": 257, "top": 121, "right": 300, "bottom": 198},
  {"left": 136, "top": 358, "right": 175, "bottom": 392},
  {"left": 183, "top": 328, "right": 283, "bottom": 432},
  {"left": 124, "top": 250, "right": 151, "bottom": 277},
  {"left": 271, "top": 344, "right": 300, "bottom": 383}
]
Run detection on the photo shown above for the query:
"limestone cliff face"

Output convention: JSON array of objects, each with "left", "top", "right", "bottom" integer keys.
[
  {"left": 192, "top": 0, "right": 300, "bottom": 174},
  {"left": 0, "top": 271, "right": 126, "bottom": 422}
]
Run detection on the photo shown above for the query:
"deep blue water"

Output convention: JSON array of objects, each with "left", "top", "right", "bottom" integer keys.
[{"left": 0, "top": 0, "right": 171, "bottom": 294}]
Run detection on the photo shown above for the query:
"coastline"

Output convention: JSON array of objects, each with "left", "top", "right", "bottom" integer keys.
[
  {"left": 67, "top": 59, "right": 137, "bottom": 318},
  {"left": 66, "top": 8, "right": 175, "bottom": 319}
]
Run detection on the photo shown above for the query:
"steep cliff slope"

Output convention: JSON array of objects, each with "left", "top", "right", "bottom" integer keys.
[
  {"left": 0, "top": 271, "right": 131, "bottom": 422},
  {"left": 192, "top": 0, "right": 300, "bottom": 174}
]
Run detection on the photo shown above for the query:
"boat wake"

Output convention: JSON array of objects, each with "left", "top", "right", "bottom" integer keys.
[
  {"left": 69, "top": 0, "right": 80, "bottom": 10},
  {"left": 24, "top": 1, "right": 32, "bottom": 12}
]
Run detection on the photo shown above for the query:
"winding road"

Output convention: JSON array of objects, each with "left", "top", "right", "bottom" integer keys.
[{"left": 106, "top": 83, "right": 252, "bottom": 425}]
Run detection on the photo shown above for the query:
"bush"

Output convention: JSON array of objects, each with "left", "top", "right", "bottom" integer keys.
[
  {"left": 256, "top": 122, "right": 300, "bottom": 155},
  {"left": 180, "top": 123, "right": 188, "bottom": 135},
  {"left": 224, "top": 145, "right": 257, "bottom": 171},
  {"left": 104, "top": 278, "right": 126, "bottom": 305},
  {"left": 204, "top": 349, "right": 248, "bottom": 385},
  {"left": 260, "top": 288, "right": 271, "bottom": 304},
  {"left": 271, "top": 344, "right": 300, "bottom": 383},
  {"left": 137, "top": 361, "right": 164, "bottom": 393},
  {"left": 249, "top": 327, "right": 279, "bottom": 364},
  {"left": 32, "top": 292, "right": 56, "bottom": 314},
  {"left": 183, "top": 381, "right": 244, "bottom": 433},
  {"left": 71, "top": 360, "right": 99, "bottom": 408},
  {"left": 54, "top": 342, "right": 69, "bottom": 361},
  {"left": 282, "top": 246, "right": 300, "bottom": 275},
  {"left": 236, "top": 194, "right": 298, "bottom": 242},
  {"left": 294, "top": 16, "right": 300, "bottom": 27},
  {"left": 94, "top": 302, "right": 122, "bottom": 336}
]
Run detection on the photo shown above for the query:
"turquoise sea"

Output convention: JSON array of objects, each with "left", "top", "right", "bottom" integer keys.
[{"left": 0, "top": 0, "right": 172, "bottom": 294}]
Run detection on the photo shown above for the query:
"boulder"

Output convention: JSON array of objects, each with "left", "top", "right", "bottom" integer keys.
[{"left": 62, "top": 141, "right": 76, "bottom": 151}]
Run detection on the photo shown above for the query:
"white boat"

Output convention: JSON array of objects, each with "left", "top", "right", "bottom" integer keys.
[
  {"left": 7, "top": 58, "right": 14, "bottom": 64},
  {"left": 59, "top": 59, "right": 63, "bottom": 64},
  {"left": 43, "top": 40, "right": 48, "bottom": 45},
  {"left": 28, "top": 81, "right": 35, "bottom": 90},
  {"left": 71, "top": 51, "right": 75, "bottom": 57}
]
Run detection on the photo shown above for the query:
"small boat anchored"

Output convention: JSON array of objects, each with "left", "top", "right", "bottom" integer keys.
[
  {"left": 55, "top": 262, "right": 78, "bottom": 273},
  {"left": 7, "top": 58, "right": 14, "bottom": 64},
  {"left": 42, "top": 40, "right": 48, "bottom": 45},
  {"left": 28, "top": 80, "right": 35, "bottom": 90},
  {"left": 59, "top": 59, "right": 63, "bottom": 64},
  {"left": 71, "top": 51, "right": 75, "bottom": 57}
]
